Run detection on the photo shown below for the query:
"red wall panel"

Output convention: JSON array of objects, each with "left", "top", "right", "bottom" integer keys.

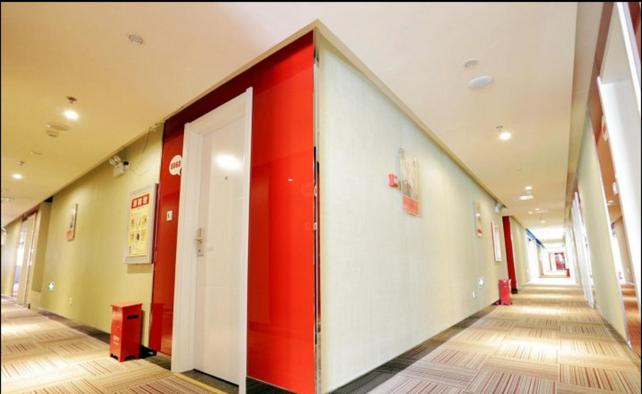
[
  {"left": 502, "top": 216, "right": 518, "bottom": 291},
  {"left": 149, "top": 129, "right": 183, "bottom": 355},
  {"left": 151, "top": 33, "right": 316, "bottom": 394}
]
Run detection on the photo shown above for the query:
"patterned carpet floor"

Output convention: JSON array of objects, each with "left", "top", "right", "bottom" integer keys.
[
  {"left": 2, "top": 285, "right": 641, "bottom": 393},
  {"left": 0, "top": 299, "right": 218, "bottom": 393},
  {"left": 337, "top": 283, "right": 641, "bottom": 394}
]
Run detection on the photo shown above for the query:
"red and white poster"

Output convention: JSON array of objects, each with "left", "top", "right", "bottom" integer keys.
[
  {"left": 66, "top": 203, "right": 77, "bottom": 241},
  {"left": 124, "top": 184, "right": 157, "bottom": 264},
  {"left": 399, "top": 148, "right": 420, "bottom": 216}
]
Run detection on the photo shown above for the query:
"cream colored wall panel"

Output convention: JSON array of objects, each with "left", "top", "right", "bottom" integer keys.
[
  {"left": 1, "top": 219, "right": 22, "bottom": 295},
  {"left": 509, "top": 217, "right": 529, "bottom": 288},
  {"left": 318, "top": 39, "right": 507, "bottom": 392},
  {"left": 39, "top": 128, "right": 162, "bottom": 346},
  {"left": 576, "top": 121, "right": 627, "bottom": 339}
]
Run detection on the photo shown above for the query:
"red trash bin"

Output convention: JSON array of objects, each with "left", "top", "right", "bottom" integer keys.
[
  {"left": 110, "top": 302, "right": 142, "bottom": 362},
  {"left": 498, "top": 279, "right": 512, "bottom": 305}
]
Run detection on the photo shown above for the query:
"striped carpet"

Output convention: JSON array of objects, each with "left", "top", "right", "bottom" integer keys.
[
  {"left": 340, "top": 283, "right": 641, "bottom": 393},
  {"left": 0, "top": 299, "right": 217, "bottom": 393}
]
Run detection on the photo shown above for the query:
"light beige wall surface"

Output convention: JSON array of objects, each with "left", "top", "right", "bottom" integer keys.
[
  {"left": 1, "top": 219, "right": 22, "bottom": 295},
  {"left": 318, "top": 38, "right": 508, "bottom": 392},
  {"left": 39, "top": 128, "right": 162, "bottom": 346},
  {"left": 613, "top": 218, "right": 634, "bottom": 284},
  {"left": 576, "top": 122, "right": 627, "bottom": 339},
  {"left": 28, "top": 202, "right": 52, "bottom": 310},
  {"left": 509, "top": 217, "right": 529, "bottom": 288}
]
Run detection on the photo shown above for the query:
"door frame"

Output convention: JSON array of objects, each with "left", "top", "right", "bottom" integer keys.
[{"left": 171, "top": 88, "right": 253, "bottom": 393}]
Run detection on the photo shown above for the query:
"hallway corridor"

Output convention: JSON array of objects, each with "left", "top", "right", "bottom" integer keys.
[{"left": 338, "top": 284, "right": 641, "bottom": 393}]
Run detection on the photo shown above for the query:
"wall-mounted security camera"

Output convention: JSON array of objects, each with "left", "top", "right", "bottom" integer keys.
[
  {"left": 109, "top": 155, "right": 129, "bottom": 177},
  {"left": 495, "top": 202, "right": 507, "bottom": 214}
]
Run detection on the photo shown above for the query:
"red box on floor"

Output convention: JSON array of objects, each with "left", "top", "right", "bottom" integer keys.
[
  {"left": 499, "top": 279, "right": 512, "bottom": 305},
  {"left": 110, "top": 302, "right": 142, "bottom": 362}
]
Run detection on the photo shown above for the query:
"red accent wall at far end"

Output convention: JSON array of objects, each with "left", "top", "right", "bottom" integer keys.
[
  {"left": 150, "top": 33, "right": 316, "bottom": 394},
  {"left": 502, "top": 216, "right": 518, "bottom": 290}
]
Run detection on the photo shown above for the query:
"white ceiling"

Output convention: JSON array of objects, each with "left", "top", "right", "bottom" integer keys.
[{"left": 1, "top": 3, "right": 600, "bottom": 236}]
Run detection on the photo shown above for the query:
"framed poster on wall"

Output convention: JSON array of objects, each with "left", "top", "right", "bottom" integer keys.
[
  {"left": 66, "top": 203, "right": 78, "bottom": 241},
  {"left": 399, "top": 148, "right": 420, "bottom": 216},
  {"left": 474, "top": 201, "right": 483, "bottom": 237},
  {"left": 124, "top": 184, "right": 157, "bottom": 264},
  {"left": 491, "top": 220, "right": 502, "bottom": 261}
]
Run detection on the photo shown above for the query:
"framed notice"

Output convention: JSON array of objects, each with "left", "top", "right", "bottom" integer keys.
[
  {"left": 399, "top": 148, "right": 420, "bottom": 216},
  {"left": 491, "top": 220, "right": 502, "bottom": 261},
  {"left": 66, "top": 203, "right": 78, "bottom": 241},
  {"left": 474, "top": 201, "right": 483, "bottom": 237},
  {"left": 124, "top": 184, "right": 157, "bottom": 264}
]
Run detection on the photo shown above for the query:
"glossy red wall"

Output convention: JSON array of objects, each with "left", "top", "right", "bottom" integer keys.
[
  {"left": 149, "top": 130, "right": 183, "bottom": 355},
  {"left": 150, "top": 33, "right": 316, "bottom": 394},
  {"left": 502, "top": 216, "right": 518, "bottom": 291}
]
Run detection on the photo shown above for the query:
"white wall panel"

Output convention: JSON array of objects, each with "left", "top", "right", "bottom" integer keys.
[
  {"left": 318, "top": 39, "right": 507, "bottom": 392},
  {"left": 576, "top": 120, "right": 627, "bottom": 339}
]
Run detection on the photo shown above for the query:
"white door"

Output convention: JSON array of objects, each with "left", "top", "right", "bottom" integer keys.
[{"left": 189, "top": 91, "right": 251, "bottom": 385}]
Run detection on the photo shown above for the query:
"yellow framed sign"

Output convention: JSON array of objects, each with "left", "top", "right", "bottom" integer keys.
[{"left": 124, "top": 184, "right": 157, "bottom": 264}]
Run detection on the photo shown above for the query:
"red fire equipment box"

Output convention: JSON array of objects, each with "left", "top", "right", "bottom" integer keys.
[
  {"left": 499, "top": 279, "right": 512, "bottom": 305},
  {"left": 110, "top": 302, "right": 142, "bottom": 362}
]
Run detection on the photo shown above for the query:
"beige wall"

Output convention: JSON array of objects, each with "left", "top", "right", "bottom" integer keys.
[
  {"left": 39, "top": 128, "right": 162, "bottom": 345},
  {"left": 27, "top": 202, "right": 52, "bottom": 310},
  {"left": 318, "top": 38, "right": 508, "bottom": 392},
  {"left": 576, "top": 121, "right": 627, "bottom": 339},
  {"left": 613, "top": 218, "right": 634, "bottom": 284},
  {"left": 509, "top": 217, "right": 529, "bottom": 288},
  {"left": 1, "top": 219, "right": 22, "bottom": 295}
]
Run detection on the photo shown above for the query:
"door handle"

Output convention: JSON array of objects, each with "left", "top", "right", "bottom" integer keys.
[{"left": 195, "top": 227, "right": 204, "bottom": 256}]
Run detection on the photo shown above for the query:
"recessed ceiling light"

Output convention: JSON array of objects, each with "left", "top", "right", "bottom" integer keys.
[
  {"left": 12, "top": 173, "right": 23, "bottom": 180},
  {"left": 519, "top": 195, "right": 534, "bottom": 200},
  {"left": 64, "top": 109, "right": 79, "bottom": 120},
  {"left": 528, "top": 211, "right": 533, "bottom": 214},
  {"left": 525, "top": 186, "right": 533, "bottom": 191},
  {"left": 128, "top": 33, "right": 145, "bottom": 45},
  {"left": 499, "top": 131, "right": 512, "bottom": 141},
  {"left": 463, "top": 58, "right": 479, "bottom": 68},
  {"left": 468, "top": 75, "right": 494, "bottom": 90},
  {"left": 540, "top": 219, "right": 546, "bottom": 224}
]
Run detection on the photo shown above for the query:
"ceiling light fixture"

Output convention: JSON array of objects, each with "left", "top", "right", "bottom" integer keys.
[
  {"left": 12, "top": 173, "right": 23, "bottom": 180},
  {"left": 468, "top": 75, "right": 494, "bottom": 90},
  {"left": 519, "top": 195, "right": 534, "bottom": 201},
  {"left": 525, "top": 186, "right": 533, "bottom": 191},
  {"left": 499, "top": 131, "right": 512, "bottom": 141},
  {"left": 64, "top": 109, "right": 79, "bottom": 120},
  {"left": 528, "top": 211, "right": 533, "bottom": 214}
]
